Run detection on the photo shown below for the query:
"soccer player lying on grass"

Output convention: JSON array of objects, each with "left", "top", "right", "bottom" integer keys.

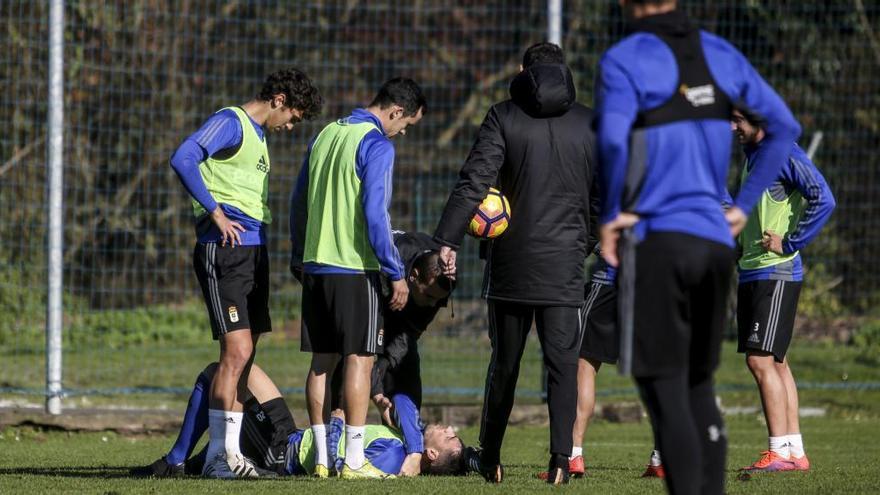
[{"left": 131, "top": 362, "right": 465, "bottom": 478}]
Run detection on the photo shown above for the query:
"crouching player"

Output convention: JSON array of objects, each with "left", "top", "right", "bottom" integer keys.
[{"left": 131, "top": 362, "right": 464, "bottom": 478}]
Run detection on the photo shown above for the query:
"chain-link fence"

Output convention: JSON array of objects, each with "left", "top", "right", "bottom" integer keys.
[{"left": 1, "top": 1, "right": 878, "bottom": 410}]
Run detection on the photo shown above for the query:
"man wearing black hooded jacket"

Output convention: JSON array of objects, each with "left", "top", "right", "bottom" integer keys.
[{"left": 434, "top": 43, "right": 599, "bottom": 485}]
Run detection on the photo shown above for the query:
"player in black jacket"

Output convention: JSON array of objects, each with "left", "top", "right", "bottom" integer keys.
[{"left": 433, "top": 43, "right": 599, "bottom": 485}]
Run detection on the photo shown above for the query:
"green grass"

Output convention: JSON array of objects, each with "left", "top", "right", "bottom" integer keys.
[
  {"left": 2, "top": 337, "right": 879, "bottom": 416},
  {"left": 0, "top": 416, "right": 877, "bottom": 493}
]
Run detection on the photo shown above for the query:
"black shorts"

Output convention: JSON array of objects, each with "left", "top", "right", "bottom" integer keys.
[
  {"left": 301, "top": 273, "right": 384, "bottom": 356},
  {"left": 629, "top": 233, "right": 736, "bottom": 378},
  {"left": 578, "top": 282, "right": 618, "bottom": 364},
  {"left": 240, "top": 397, "right": 298, "bottom": 472},
  {"left": 193, "top": 243, "right": 271, "bottom": 340},
  {"left": 737, "top": 279, "right": 802, "bottom": 362}
]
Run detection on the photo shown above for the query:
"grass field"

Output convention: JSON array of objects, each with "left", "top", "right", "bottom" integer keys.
[
  {"left": 3, "top": 337, "right": 878, "bottom": 418},
  {"left": 0, "top": 416, "right": 877, "bottom": 493}
]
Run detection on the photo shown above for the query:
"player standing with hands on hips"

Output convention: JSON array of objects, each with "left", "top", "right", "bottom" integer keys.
[
  {"left": 169, "top": 68, "right": 323, "bottom": 478},
  {"left": 290, "top": 78, "right": 426, "bottom": 479},
  {"left": 435, "top": 43, "right": 599, "bottom": 485},
  {"left": 595, "top": 1, "right": 801, "bottom": 494},
  {"left": 731, "top": 108, "right": 835, "bottom": 473}
]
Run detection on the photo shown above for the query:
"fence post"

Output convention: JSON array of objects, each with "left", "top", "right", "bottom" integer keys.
[
  {"left": 548, "top": 0, "right": 563, "bottom": 47},
  {"left": 46, "top": 0, "right": 65, "bottom": 415}
]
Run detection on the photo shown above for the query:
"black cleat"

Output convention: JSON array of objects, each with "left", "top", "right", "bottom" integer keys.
[
  {"left": 130, "top": 456, "right": 185, "bottom": 478},
  {"left": 546, "top": 453, "right": 570, "bottom": 485}
]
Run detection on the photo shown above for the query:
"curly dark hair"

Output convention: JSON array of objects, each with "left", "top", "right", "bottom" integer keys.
[{"left": 256, "top": 68, "right": 324, "bottom": 120}]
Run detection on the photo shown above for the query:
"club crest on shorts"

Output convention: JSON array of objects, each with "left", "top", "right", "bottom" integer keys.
[
  {"left": 228, "top": 306, "right": 239, "bottom": 323},
  {"left": 377, "top": 328, "right": 384, "bottom": 346}
]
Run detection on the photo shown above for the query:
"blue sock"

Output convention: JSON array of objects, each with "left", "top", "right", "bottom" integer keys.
[{"left": 166, "top": 371, "right": 211, "bottom": 465}]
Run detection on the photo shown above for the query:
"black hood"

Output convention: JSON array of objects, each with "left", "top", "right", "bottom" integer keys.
[
  {"left": 625, "top": 9, "right": 696, "bottom": 37},
  {"left": 509, "top": 63, "right": 576, "bottom": 118}
]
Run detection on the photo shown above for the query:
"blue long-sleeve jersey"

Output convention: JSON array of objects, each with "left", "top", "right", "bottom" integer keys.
[
  {"left": 596, "top": 14, "right": 801, "bottom": 246},
  {"left": 738, "top": 143, "right": 835, "bottom": 283},
  {"left": 169, "top": 108, "right": 267, "bottom": 245},
  {"left": 290, "top": 108, "right": 404, "bottom": 280}
]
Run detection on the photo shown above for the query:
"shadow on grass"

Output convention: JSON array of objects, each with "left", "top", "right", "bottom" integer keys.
[
  {"left": 0, "top": 466, "right": 136, "bottom": 479},
  {"left": 0, "top": 466, "right": 294, "bottom": 481}
]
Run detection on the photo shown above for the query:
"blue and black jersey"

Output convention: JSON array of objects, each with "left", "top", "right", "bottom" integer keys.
[{"left": 595, "top": 10, "right": 801, "bottom": 246}]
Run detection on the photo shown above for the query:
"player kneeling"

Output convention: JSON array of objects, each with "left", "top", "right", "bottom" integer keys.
[{"left": 131, "top": 362, "right": 465, "bottom": 479}]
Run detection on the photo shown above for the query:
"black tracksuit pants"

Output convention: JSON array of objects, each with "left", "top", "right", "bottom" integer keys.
[
  {"left": 628, "top": 233, "right": 735, "bottom": 495},
  {"left": 479, "top": 301, "right": 580, "bottom": 463}
]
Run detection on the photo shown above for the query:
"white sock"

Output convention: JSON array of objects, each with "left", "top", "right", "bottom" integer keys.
[
  {"left": 769, "top": 436, "right": 790, "bottom": 458},
  {"left": 650, "top": 449, "right": 662, "bottom": 466},
  {"left": 788, "top": 433, "right": 805, "bottom": 458},
  {"left": 206, "top": 409, "right": 226, "bottom": 460},
  {"left": 223, "top": 410, "right": 243, "bottom": 456},
  {"left": 345, "top": 425, "right": 366, "bottom": 469},
  {"left": 570, "top": 446, "right": 583, "bottom": 459},
  {"left": 311, "top": 424, "right": 328, "bottom": 467}
]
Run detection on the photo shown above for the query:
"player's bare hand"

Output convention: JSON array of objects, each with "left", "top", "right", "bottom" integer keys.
[
  {"left": 599, "top": 212, "right": 639, "bottom": 267},
  {"left": 439, "top": 246, "right": 457, "bottom": 278},
  {"left": 399, "top": 453, "right": 422, "bottom": 477},
  {"left": 372, "top": 393, "right": 392, "bottom": 410},
  {"left": 211, "top": 207, "right": 245, "bottom": 247},
  {"left": 389, "top": 278, "right": 409, "bottom": 311},
  {"left": 762, "top": 229, "right": 784, "bottom": 255},
  {"left": 725, "top": 206, "right": 747, "bottom": 237}
]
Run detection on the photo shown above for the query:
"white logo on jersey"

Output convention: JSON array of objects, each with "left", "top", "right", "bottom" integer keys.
[
  {"left": 680, "top": 84, "right": 716, "bottom": 107},
  {"left": 377, "top": 328, "right": 384, "bottom": 346},
  {"left": 228, "top": 306, "right": 239, "bottom": 323}
]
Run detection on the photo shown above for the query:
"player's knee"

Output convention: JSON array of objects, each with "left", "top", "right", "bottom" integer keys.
[
  {"left": 745, "top": 352, "right": 775, "bottom": 374},
  {"left": 220, "top": 345, "right": 253, "bottom": 371}
]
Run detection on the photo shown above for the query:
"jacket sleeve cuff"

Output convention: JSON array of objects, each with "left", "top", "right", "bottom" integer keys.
[{"left": 782, "top": 238, "right": 799, "bottom": 254}]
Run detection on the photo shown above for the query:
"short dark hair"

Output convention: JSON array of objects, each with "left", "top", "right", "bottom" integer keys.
[
  {"left": 257, "top": 68, "right": 324, "bottom": 120},
  {"left": 522, "top": 42, "right": 565, "bottom": 68},
  {"left": 424, "top": 438, "right": 465, "bottom": 476},
  {"left": 412, "top": 251, "right": 453, "bottom": 292},
  {"left": 368, "top": 77, "right": 427, "bottom": 117}
]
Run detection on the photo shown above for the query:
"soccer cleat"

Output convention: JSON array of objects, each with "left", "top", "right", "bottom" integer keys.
[
  {"left": 202, "top": 452, "right": 236, "bottom": 479},
  {"left": 129, "top": 456, "right": 185, "bottom": 478},
  {"left": 313, "top": 464, "right": 330, "bottom": 478},
  {"left": 641, "top": 464, "right": 665, "bottom": 478},
  {"left": 545, "top": 454, "right": 570, "bottom": 485},
  {"left": 537, "top": 455, "right": 584, "bottom": 480},
  {"left": 480, "top": 463, "right": 504, "bottom": 483},
  {"left": 791, "top": 455, "right": 810, "bottom": 471},
  {"left": 339, "top": 461, "right": 394, "bottom": 479},
  {"left": 740, "top": 451, "right": 797, "bottom": 472},
  {"left": 568, "top": 455, "right": 585, "bottom": 478}
]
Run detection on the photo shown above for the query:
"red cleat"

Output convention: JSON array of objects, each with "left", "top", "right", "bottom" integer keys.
[
  {"left": 790, "top": 455, "right": 810, "bottom": 471},
  {"left": 642, "top": 464, "right": 665, "bottom": 478}
]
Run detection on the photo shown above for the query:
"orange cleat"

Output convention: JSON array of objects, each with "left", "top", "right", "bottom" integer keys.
[
  {"left": 641, "top": 464, "right": 665, "bottom": 478},
  {"left": 790, "top": 455, "right": 810, "bottom": 471},
  {"left": 740, "top": 451, "right": 796, "bottom": 472},
  {"left": 537, "top": 456, "right": 585, "bottom": 480}
]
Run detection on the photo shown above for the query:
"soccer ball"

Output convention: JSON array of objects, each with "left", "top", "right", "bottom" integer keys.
[{"left": 467, "top": 188, "right": 511, "bottom": 239}]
